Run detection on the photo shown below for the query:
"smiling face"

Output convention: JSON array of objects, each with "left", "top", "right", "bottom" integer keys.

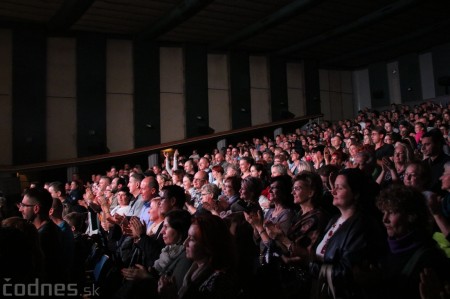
[{"left": 292, "top": 180, "right": 313, "bottom": 205}]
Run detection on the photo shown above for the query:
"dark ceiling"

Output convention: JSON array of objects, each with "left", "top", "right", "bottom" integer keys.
[{"left": 1, "top": 0, "right": 449, "bottom": 69}]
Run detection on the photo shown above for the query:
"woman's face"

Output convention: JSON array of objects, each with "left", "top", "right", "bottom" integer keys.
[
  {"left": 239, "top": 182, "right": 253, "bottom": 201},
  {"left": 148, "top": 200, "right": 161, "bottom": 222},
  {"left": 182, "top": 177, "right": 192, "bottom": 190},
  {"left": 404, "top": 165, "right": 419, "bottom": 187},
  {"left": 384, "top": 135, "right": 393, "bottom": 145},
  {"left": 201, "top": 190, "right": 214, "bottom": 205},
  {"left": 117, "top": 191, "right": 129, "bottom": 207},
  {"left": 162, "top": 218, "right": 180, "bottom": 245},
  {"left": 269, "top": 181, "right": 284, "bottom": 203},
  {"left": 440, "top": 165, "right": 450, "bottom": 191},
  {"left": 393, "top": 147, "right": 406, "bottom": 164},
  {"left": 250, "top": 166, "right": 260, "bottom": 178},
  {"left": 157, "top": 175, "right": 165, "bottom": 187},
  {"left": 292, "top": 180, "right": 313, "bottom": 205},
  {"left": 363, "top": 135, "right": 371, "bottom": 145},
  {"left": 382, "top": 209, "right": 409, "bottom": 238},
  {"left": 223, "top": 181, "right": 235, "bottom": 197},
  {"left": 332, "top": 175, "right": 355, "bottom": 209},
  {"left": 185, "top": 224, "right": 208, "bottom": 261}
]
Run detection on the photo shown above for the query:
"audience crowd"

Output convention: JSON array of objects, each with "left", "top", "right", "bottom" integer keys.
[{"left": 1, "top": 100, "right": 450, "bottom": 298}]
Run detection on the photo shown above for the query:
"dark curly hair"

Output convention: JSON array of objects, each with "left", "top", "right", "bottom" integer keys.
[{"left": 376, "top": 184, "right": 432, "bottom": 235}]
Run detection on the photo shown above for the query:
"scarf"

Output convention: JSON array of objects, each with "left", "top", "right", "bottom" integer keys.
[
  {"left": 388, "top": 231, "right": 423, "bottom": 254},
  {"left": 153, "top": 244, "right": 185, "bottom": 274}
]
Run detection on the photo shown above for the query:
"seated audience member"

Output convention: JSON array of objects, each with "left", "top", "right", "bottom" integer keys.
[
  {"left": 264, "top": 171, "right": 330, "bottom": 298},
  {"left": 376, "top": 141, "right": 415, "bottom": 188},
  {"left": 18, "top": 188, "right": 65, "bottom": 282},
  {"left": 377, "top": 185, "right": 450, "bottom": 299},
  {"left": 182, "top": 174, "right": 195, "bottom": 198},
  {"left": 110, "top": 187, "right": 132, "bottom": 216},
  {"left": 63, "top": 212, "right": 93, "bottom": 289},
  {"left": 426, "top": 161, "right": 450, "bottom": 257},
  {"left": 50, "top": 198, "right": 75, "bottom": 280},
  {"left": 1, "top": 217, "right": 43, "bottom": 280},
  {"left": 421, "top": 128, "right": 450, "bottom": 195},
  {"left": 158, "top": 214, "right": 238, "bottom": 299},
  {"left": 307, "top": 168, "right": 387, "bottom": 299},
  {"left": 119, "top": 210, "right": 192, "bottom": 299},
  {"left": 403, "top": 161, "right": 432, "bottom": 192}
]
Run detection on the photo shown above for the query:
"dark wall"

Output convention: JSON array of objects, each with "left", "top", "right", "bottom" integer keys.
[
  {"left": 269, "top": 56, "right": 289, "bottom": 121},
  {"left": 229, "top": 51, "right": 251, "bottom": 129},
  {"left": 76, "top": 34, "right": 107, "bottom": 157},
  {"left": 432, "top": 43, "right": 450, "bottom": 96},
  {"left": 134, "top": 41, "right": 161, "bottom": 147},
  {"left": 12, "top": 29, "right": 47, "bottom": 165},
  {"left": 398, "top": 53, "right": 422, "bottom": 102},
  {"left": 185, "top": 44, "right": 209, "bottom": 137},
  {"left": 304, "top": 59, "right": 321, "bottom": 115},
  {"left": 369, "top": 62, "right": 390, "bottom": 107}
]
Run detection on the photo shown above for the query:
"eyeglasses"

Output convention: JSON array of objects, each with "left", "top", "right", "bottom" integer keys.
[
  {"left": 17, "top": 202, "right": 36, "bottom": 208},
  {"left": 292, "top": 186, "right": 302, "bottom": 191},
  {"left": 201, "top": 193, "right": 210, "bottom": 196}
]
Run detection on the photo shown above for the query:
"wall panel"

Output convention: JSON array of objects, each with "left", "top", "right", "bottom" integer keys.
[
  {"left": 250, "top": 56, "right": 270, "bottom": 125},
  {"left": 0, "top": 29, "right": 12, "bottom": 165},
  {"left": 47, "top": 37, "right": 77, "bottom": 160},
  {"left": 287, "top": 62, "right": 305, "bottom": 117},
  {"left": 107, "top": 40, "right": 133, "bottom": 152},
  {"left": 12, "top": 29, "right": 47, "bottom": 164}
]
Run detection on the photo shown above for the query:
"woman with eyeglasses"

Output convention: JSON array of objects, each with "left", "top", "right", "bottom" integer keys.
[{"left": 264, "top": 171, "right": 329, "bottom": 298}]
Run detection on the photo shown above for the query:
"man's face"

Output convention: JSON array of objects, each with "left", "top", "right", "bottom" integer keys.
[
  {"left": 19, "top": 195, "right": 37, "bottom": 221},
  {"left": 193, "top": 173, "right": 206, "bottom": 190},
  {"left": 140, "top": 178, "right": 155, "bottom": 202},
  {"left": 48, "top": 186, "right": 59, "bottom": 199},
  {"left": 421, "top": 137, "right": 438, "bottom": 157},
  {"left": 128, "top": 177, "right": 139, "bottom": 194},
  {"left": 110, "top": 178, "right": 119, "bottom": 192},
  {"left": 371, "top": 131, "right": 383, "bottom": 144},
  {"left": 215, "top": 154, "right": 223, "bottom": 164},
  {"left": 98, "top": 178, "right": 109, "bottom": 191},
  {"left": 198, "top": 158, "right": 208, "bottom": 171},
  {"left": 184, "top": 161, "right": 193, "bottom": 172}
]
